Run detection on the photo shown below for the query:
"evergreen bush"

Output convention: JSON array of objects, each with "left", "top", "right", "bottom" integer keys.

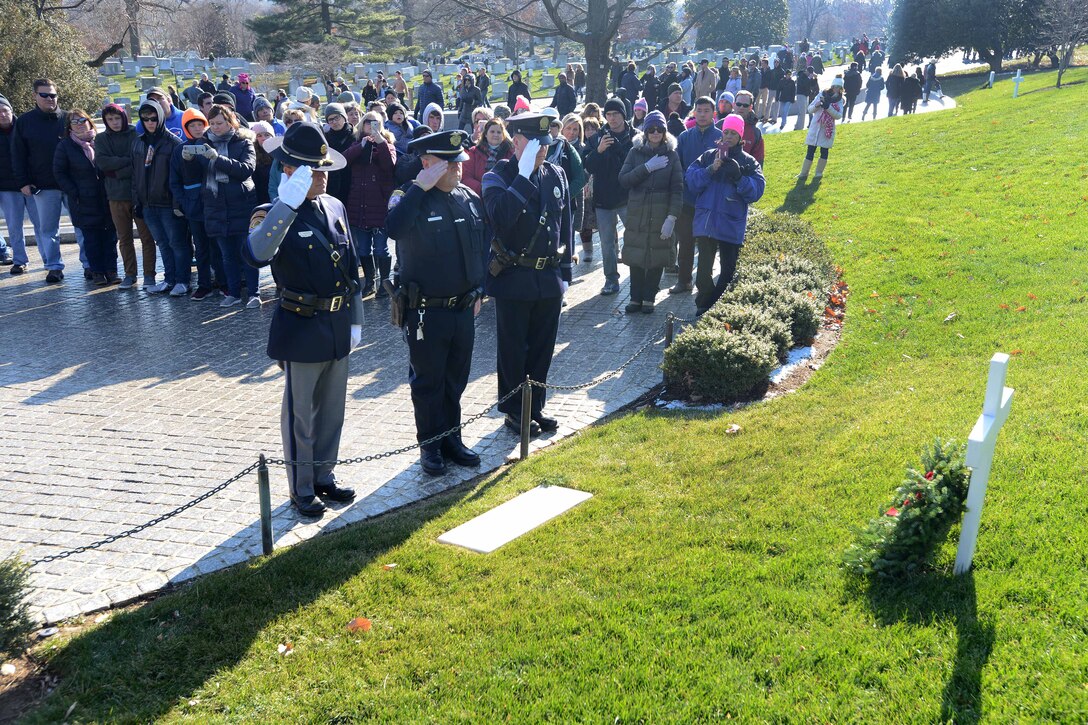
[
  {"left": 0, "top": 555, "right": 34, "bottom": 658},
  {"left": 662, "top": 328, "right": 777, "bottom": 401},
  {"left": 702, "top": 303, "right": 793, "bottom": 363}
]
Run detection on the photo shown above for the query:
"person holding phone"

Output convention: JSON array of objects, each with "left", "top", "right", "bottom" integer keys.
[
  {"left": 170, "top": 107, "right": 225, "bottom": 300},
  {"left": 344, "top": 111, "right": 397, "bottom": 297}
]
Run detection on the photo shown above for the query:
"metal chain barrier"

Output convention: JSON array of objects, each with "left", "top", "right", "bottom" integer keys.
[
  {"left": 31, "top": 461, "right": 262, "bottom": 566},
  {"left": 528, "top": 317, "right": 670, "bottom": 391}
]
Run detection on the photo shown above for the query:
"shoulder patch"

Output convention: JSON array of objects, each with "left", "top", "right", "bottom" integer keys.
[
  {"left": 249, "top": 208, "right": 267, "bottom": 231},
  {"left": 388, "top": 189, "right": 405, "bottom": 211}
]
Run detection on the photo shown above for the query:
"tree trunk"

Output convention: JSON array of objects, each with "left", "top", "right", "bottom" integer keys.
[
  {"left": 1057, "top": 45, "right": 1074, "bottom": 88},
  {"left": 126, "top": 0, "right": 142, "bottom": 56},
  {"left": 584, "top": 34, "right": 612, "bottom": 105},
  {"left": 321, "top": 0, "right": 333, "bottom": 35},
  {"left": 978, "top": 47, "right": 1003, "bottom": 73}
]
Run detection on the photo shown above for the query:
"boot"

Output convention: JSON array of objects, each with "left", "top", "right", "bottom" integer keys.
[
  {"left": 813, "top": 158, "right": 828, "bottom": 179},
  {"left": 359, "top": 256, "right": 376, "bottom": 298},
  {"left": 375, "top": 255, "right": 392, "bottom": 298},
  {"left": 796, "top": 158, "right": 812, "bottom": 182},
  {"left": 580, "top": 229, "right": 593, "bottom": 262}
]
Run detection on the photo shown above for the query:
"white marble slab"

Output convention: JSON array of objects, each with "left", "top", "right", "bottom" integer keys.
[{"left": 438, "top": 485, "right": 592, "bottom": 553}]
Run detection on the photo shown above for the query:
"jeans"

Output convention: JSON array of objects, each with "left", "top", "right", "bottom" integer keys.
[
  {"left": 216, "top": 233, "right": 259, "bottom": 298},
  {"left": 142, "top": 205, "right": 190, "bottom": 287},
  {"left": 594, "top": 206, "right": 627, "bottom": 285},
  {"left": 190, "top": 219, "right": 225, "bottom": 290},
  {"left": 79, "top": 224, "right": 119, "bottom": 275},
  {"left": 695, "top": 237, "right": 741, "bottom": 312},
  {"left": 27, "top": 189, "right": 64, "bottom": 270},
  {"left": 0, "top": 190, "right": 34, "bottom": 266},
  {"left": 779, "top": 101, "right": 792, "bottom": 127},
  {"left": 350, "top": 225, "right": 389, "bottom": 258},
  {"left": 887, "top": 96, "right": 899, "bottom": 116}
]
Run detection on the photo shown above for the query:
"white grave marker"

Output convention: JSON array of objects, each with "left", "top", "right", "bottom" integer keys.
[
  {"left": 953, "top": 353, "right": 1013, "bottom": 575},
  {"left": 1012, "top": 69, "right": 1023, "bottom": 98},
  {"left": 438, "top": 485, "right": 591, "bottom": 553}
]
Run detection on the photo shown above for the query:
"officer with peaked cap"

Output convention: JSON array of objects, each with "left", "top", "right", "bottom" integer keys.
[
  {"left": 244, "top": 122, "right": 363, "bottom": 517},
  {"left": 385, "top": 130, "right": 488, "bottom": 476},
  {"left": 481, "top": 112, "right": 573, "bottom": 437}
]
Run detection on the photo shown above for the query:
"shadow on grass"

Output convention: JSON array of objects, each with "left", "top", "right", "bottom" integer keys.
[
  {"left": 13, "top": 471, "right": 506, "bottom": 723},
  {"left": 775, "top": 177, "right": 823, "bottom": 215},
  {"left": 860, "top": 571, "right": 994, "bottom": 724}
]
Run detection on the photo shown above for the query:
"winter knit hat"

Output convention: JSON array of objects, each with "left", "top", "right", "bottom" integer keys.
[
  {"left": 250, "top": 121, "right": 275, "bottom": 138},
  {"left": 718, "top": 91, "right": 735, "bottom": 105},
  {"left": 0, "top": 95, "right": 12, "bottom": 112},
  {"left": 253, "top": 96, "right": 273, "bottom": 115},
  {"left": 633, "top": 97, "right": 648, "bottom": 113},
  {"left": 324, "top": 102, "right": 346, "bottom": 120},
  {"left": 720, "top": 113, "right": 745, "bottom": 136},
  {"left": 642, "top": 110, "right": 666, "bottom": 130},
  {"left": 337, "top": 91, "right": 356, "bottom": 103},
  {"left": 831, "top": 76, "right": 845, "bottom": 88},
  {"left": 603, "top": 97, "right": 627, "bottom": 119},
  {"left": 238, "top": 73, "right": 251, "bottom": 84},
  {"left": 667, "top": 83, "right": 682, "bottom": 95},
  {"left": 181, "top": 108, "right": 207, "bottom": 139},
  {"left": 513, "top": 95, "right": 532, "bottom": 113}
]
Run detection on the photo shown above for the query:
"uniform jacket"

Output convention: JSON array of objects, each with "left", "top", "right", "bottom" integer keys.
[
  {"left": 805, "top": 94, "right": 843, "bottom": 148},
  {"left": 343, "top": 136, "right": 396, "bottom": 229},
  {"left": 685, "top": 144, "right": 765, "bottom": 245},
  {"left": 245, "top": 196, "right": 363, "bottom": 363},
  {"left": 676, "top": 122, "right": 723, "bottom": 207},
  {"left": 52, "top": 136, "right": 113, "bottom": 228},
  {"left": 463, "top": 141, "right": 514, "bottom": 196},
  {"left": 384, "top": 182, "right": 487, "bottom": 298},
  {"left": 11, "top": 107, "right": 67, "bottom": 190},
  {"left": 481, "top": 158, "right": 573, "bottom": 300},
  {"left": 618, "top": 133, "right": 683, "bottom": 270},
  {"left": 184, "top": 129, "right": 256, "bottom": 234},
  {"left": 94, "top": 110, "right": 138, "bottom": 202},
  {"left": 583, "top": 122, "right": 634, "bottom": 210},
  {"left": 132, "top": 125, "right": 182, "bottom": 208},
  {"left": 414, "top": 81, "right": 444, "bottom": 120}
]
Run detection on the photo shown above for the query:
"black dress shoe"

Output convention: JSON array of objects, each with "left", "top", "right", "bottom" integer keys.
[
  {"left": 420, "top": 448, "right": 447, "bottom": 476},
  {"left": 292, "top": 496, "right": 326, "bottom": 517},
  {"left": 83, "top": 268, "right": 93, "bottom": 280},
  {"left": 441, "top": 437, "right": 481, "bottom": 467},
  {"left": 532, "top": 414, "right": 559, "bottom": 432},
  {"left": 315, "top": 482, "right": 355, "bottom": 502},
  {"left": 504, "top": 415, "right": 540, "bottom": 437}
]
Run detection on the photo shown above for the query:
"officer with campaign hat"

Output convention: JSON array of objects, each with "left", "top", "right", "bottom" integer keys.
[
  {"left": 245, "top": 122, "right": 363, "bottom": 517},
  {"left": 385, "top": 130, "right": 488, "bottom": 476},
  {"left": 481, "top": 112, "right": 573, "bottom": 436}
]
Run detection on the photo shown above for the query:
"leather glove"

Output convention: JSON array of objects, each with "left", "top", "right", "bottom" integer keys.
[
  {"left": 722, "top": 158, "right": 742, "bottom": 182},
  {"left": 202, "top": 145, "right": 218, "bottom": 160},
  {"left": 350, "top": 324, "right": 362, "bottom": 349},
  {"left": 644, "top": 154, "right": 669, "bottom": 173},
  {"left": 660, "top": 215, "right": 676, "bottom": 240},
  {"left": 518, "top": 138, "right": 540, "bottom": 178},
  {"left": 278, "top": 165, "right": 312, "bottom": 210}
]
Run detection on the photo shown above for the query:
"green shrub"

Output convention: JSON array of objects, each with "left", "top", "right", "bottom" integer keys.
[
  {"left": 662, "top": 327, "right": 777, "bottom": 401},
  {"left": 702, "top": 303, "right": 793, "bottom": 363},
  {"left": 743, "top": 212, "right": 833, "bottom": 273},
  {"left": 0, "top": 555, "right": 34, "bottom": 658},
  {"left": 842, "top": 439, "right": 971, "bottom": 578},
  {"left": 736, "top": 255, "right": 829, "bottom": 296},
  {"left": 776, "top": 292, "right": 822, "bottom": 345}
]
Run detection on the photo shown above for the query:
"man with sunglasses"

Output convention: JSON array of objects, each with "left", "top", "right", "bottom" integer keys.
[{"left": 11, "top": 79, "right": 70, "bottom": 282}]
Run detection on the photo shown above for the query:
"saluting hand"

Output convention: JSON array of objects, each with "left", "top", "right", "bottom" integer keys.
[{"left": 415, "top": 161, "right": 448, "bottom": 191}]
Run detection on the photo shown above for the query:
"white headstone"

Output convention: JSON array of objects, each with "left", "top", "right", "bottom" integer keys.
[
  {"left": 438, "top": 485, "right": 592, "bottom": 553},
  {"left": 953, "top": 353, "right": 1014, "bottom": 575}
]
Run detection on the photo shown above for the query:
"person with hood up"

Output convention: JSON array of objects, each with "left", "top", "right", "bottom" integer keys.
[
  {"left": 95, "top": 102, "right": 156, "bottom": 288},
  {"left": 422, "top": 102, "right": 445, "bottom": 132},
  {"left": 230, "top": 73, "right": 257, "bottom": 122},
  {"left": 132, "top": 99, "right": 187, "bottom": 295},
  {"left": 686, "top": 114, "right": 765, "bottom": 315},
  {"left": 456, "top": 74, "right": 485, "bottom": 132},
  {"left": 414, "top": 69, "right": 444, "bottom": 121},
  {"left": 253, "top": 96, "right": 285, "bottom": 135},
  {"left": 506, "top": 70, "right": 530, "bottom": 109},
  {"left": 463, "top": 117, "right": 514, "bottom": 196},
  {"left": 170, "top": 108, "right": 226, "bottom": 300},
  {"left": 184, "top": 103, "right": 258, "bottom": 307},
  {"left": 617, "top": 110, "right": 682, "bottom": 314},
  {"left": 322, "top": 103, "right": 356, "bottom": 206},
  {"left": 343, "top": 110, "right": 397, "bottom": 297},
  {"left": 632, "top": 97, "right": 649, "bottom": 129},
  {"left": 53, "top": 109, "right": 118, "bottom": 286},
  {"left": 135, "top": 87, "right": 185, "bottom": 139}
]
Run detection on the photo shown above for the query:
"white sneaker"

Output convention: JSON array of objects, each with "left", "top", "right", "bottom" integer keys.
[
  {"left": 169, "top": 283, "right": 189, "bottom": 297},
  {"left": 220, "top": 295, "right": 241, "bottom": 308},
  {"left": 146, "top": 281, "right": 171, "bottom": 293},
  {"left": 245, "top": 296, "right": 261, "bottom": 309}
]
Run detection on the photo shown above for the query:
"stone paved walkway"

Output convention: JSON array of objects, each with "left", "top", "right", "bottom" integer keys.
[{"left": 0, "top": 229, "right": 697, "bottom": 623}]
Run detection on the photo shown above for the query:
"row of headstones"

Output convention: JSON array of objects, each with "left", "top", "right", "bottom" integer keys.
[{"left": 101, "top": 56, "right": 254, "bottom": 79}]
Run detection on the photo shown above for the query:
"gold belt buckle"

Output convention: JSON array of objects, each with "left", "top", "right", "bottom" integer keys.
[
  {"left": 534, "top": 257, "right": 546, "bottom": 270},
  {"left": 329, "top": 295, "right": 343, "bottom": 312}
]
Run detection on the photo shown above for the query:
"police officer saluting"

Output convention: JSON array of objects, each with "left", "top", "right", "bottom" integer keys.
[
  {"left": 481, "top": 113, "right": 573, "bottom": 436},
  {"left": 385, "top": 130, "right": 487, "bottom": 476},
  {"left": 245, "top": 122, "right": 363, "bottom": 517}
]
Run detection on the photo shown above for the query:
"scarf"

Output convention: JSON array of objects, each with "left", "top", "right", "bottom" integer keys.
[
  {"left": 820, "top": 99, "right": 840, "bottom": 140},
  {"left": 204, "top": 128, "right": 234, "bottom": 197},
  {"left": 70, "top": 127, "right": 96, "bottom": 164}
]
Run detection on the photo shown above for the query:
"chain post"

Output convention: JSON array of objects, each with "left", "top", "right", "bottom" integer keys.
[
  {"left": 257, "top": 454, "right": 273, "bottom": 556},
  {"left": 520, "top": 377, "right": 532, "bottom": 460},
  {"left": 665, "top": 314, "right": 675, "bottom": 347}
]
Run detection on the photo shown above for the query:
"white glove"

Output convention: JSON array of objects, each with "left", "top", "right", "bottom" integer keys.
[
  {"left": 560, "top": 280, "right": 569, "bottom": 296},
  {"left": 350, "top": 324, "right": 362, "bottom": 349},
  {"left": 518, "top": 138, "right": 540, "bottom": 178},
  {"left": 660, "top": 215, "right": 676, "bottom": 239},
  {"left": 278, "top": 165, "right": 312, "bottom": 210},
  {"left": 201, "top": 145, "right": 218, "bottom": 160},
  {"left": 644, "top": 154, "right": 669, "bottom": 172}
]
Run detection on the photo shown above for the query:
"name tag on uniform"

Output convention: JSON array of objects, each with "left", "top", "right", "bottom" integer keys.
[
  {"left": 299, "top": 231, "right": 314, "bottom": 238},
  {"left": 427, "top": 216, "right": 442, "bottom": 222}
]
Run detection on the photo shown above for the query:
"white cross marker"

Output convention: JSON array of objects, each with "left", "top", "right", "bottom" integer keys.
[
  {"left": 1012, "top": 69, "right": 1024, "bottom": 98},
  {"left": 954, "top": 353, "right": 1014, "bottom": 575}
]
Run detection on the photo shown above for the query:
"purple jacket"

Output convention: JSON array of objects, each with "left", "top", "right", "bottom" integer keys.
[{"left": 229, "top": 84, "right": 257, "bottom": 121}]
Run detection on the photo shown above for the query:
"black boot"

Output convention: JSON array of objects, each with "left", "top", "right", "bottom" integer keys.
[
  {"left": 359, "top": 256, "right": 376, "bottom": 298},
  {"left": 375, "top": 256, "right": 392, "bottom": 298}
]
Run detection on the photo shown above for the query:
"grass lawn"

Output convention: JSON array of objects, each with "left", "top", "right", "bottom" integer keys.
[{"left": 22, "top": 67, "right": 1088, "bottom": 722}]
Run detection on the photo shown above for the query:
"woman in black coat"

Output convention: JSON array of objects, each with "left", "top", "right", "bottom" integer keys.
[
  {"left": 53, "top": 109, "right": 118, "bottom": 285},
  {"left": 507, "top": 70, "right": 530, "bottom": 108}
]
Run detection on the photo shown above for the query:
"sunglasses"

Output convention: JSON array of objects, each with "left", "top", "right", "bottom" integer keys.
[
  {"left": 645, "top": 127, "right": 665, "bottom": 134},
  {"left": 71, "top": 117, "right": 89, "bottom": 125},
  {"left": 139, "top": 116, "right": 157, "bottom": 123},
  {"left": 38, "top": 92, "right": 58, "bottom": 99},
  {"left": 735, "top": 102, "right": 751, "bottom": 108}
]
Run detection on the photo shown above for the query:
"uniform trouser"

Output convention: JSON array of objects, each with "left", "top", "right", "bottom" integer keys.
[
  {"left": 495, "top": 295, "right": 563, "bottom": 418},
  {"left": 79, "top": 223, "right": 119, "bottom": 275},
  {"left": 595, "top": 206, "right": 626, "bottom": 285},
  {"left": 282, "top": 356, "right": 348, "bottom": 500},
  {"left": 628, "top": 265, "right": 663, "bottom": 303},
  {"left": 108, "top": 200, "right": 156, "bottom": 281},
  {"left": 404, "top": 307, "right": 474, "bottom": 448},
  {"left": 695, "top": 238, "right": 741, "bottom": 311},
  {"left": 0, "top": 190, "right": 34, "bottom": 267}
]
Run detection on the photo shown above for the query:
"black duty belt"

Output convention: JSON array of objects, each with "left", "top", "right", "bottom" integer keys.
[
  {"left": 512, "top": 255, "right": 559, "bottom": 270},
  {"left": 280, "top": 288, "right": 345, "bottom": 317},
  {"left": 409, "top": 290, "right": 477, "bottom": 310}
]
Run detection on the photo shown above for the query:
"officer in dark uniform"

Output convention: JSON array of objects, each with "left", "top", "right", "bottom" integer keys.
[
  {"left": 385, "top": 130, "right": 487, "bottom": 476},
  {"left": 481, "top": 113, "right": 573, "bottom": 436},
  {"left": 244, "top": 122, "right": 363, "bottom": 517}
]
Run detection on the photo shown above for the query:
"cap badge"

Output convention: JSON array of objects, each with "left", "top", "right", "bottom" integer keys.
[
  {"left": 539, "top": 117, "right": 549, "bottom": 130},
  {"left": 450, "top": 133, "right": 461, "bottom": 147},
  {"left": 553, "top": 186, "right": 562, "bottom": 199},
  {"left": 319, "top": 144, "right": 327, "bottom": 154}
]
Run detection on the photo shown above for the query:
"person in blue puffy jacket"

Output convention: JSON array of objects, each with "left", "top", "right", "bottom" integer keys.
[{"left": 684, "top": 113, "right": 765, "bottom": 315}]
